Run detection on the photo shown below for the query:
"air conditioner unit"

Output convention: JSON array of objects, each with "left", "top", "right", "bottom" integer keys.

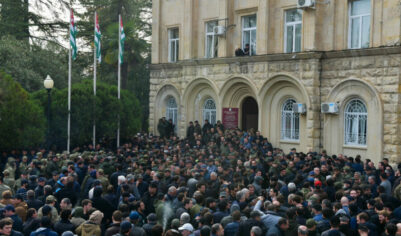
[
  {"left": 293, "top": 103, "right": 307, "bottom": 114},
  {"left": 321, "top": 103, "right": 339, "bottom": 114},
  {"left": 297, "top": 0, "right": 315, "bottom": 8},
  {"left": 213, "top": 26, "right": 226, "bottom": 36}
]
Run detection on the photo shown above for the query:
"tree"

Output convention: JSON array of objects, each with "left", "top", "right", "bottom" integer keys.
[
  {"left": 0, "top": 36, "right": 85, "bottom": 92},
  {"left": 76, "top": 0, "right": 151, "bottom": 130},
  {"left": 0, "top": 72, "right": 46, "bottom": 151},
  {"left": 0, "top": 0, "right": 73, "bottom": 43},
  {"left": 32, "top": 80, "right": 142, "bottom": 150}
]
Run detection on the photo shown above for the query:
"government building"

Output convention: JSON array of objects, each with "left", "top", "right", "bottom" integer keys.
[{"left": 149, "top": 0, "right": 401, "bottom": 164}]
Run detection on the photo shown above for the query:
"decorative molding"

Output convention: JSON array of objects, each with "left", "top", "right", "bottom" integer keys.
[{"left": 149, "top": 46, "right": 401, "bottom": 70}]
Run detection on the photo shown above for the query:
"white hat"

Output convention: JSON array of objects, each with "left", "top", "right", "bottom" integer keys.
[{"left": 179, "top": 223, "right": 194, "bottom": 232}]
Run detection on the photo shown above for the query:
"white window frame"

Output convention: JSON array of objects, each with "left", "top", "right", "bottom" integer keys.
[
  {"left": 166, "top": 97, "right": 178, "bottom": 130},
  {"left": 168, "top": 28, "right": 179, "bottom": 62},
  {"left": 344, "top": 99, "right": 367, "bottom": 146},
  {"left": 202, "top": 99, "right": 217, "bottom": 125},
  {"left": 348, "top": 0, "right": 371, "bottom": 49},
  {"left": 205, "top": 21, "right": 218, "bottom": 58},
  {"left": 242, "top": 15, "right": 257, "bottom": 56},
  {"left": 284, "top": 9, "right": 302, "bottom": 53},
  {"left": 281, "top": 99, "right": 300, "bottom": 141}
]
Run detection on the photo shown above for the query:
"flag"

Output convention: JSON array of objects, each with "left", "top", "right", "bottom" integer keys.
[
  {"left": 95, "top": 12, "right": 101, "bottom": 63},
  {"left": 70, "top": 9, "right": 77, "bottom": 60},
  {"left": 119, "top": 16, "right": 125, "bottom": 64}
]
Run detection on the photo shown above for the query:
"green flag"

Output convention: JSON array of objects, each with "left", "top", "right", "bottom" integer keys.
[
  {"left": 70, "top": 9, "right": 77, "bottom": 60},
  {"left": 95, "top": 12, "right": 101, "bottom": 63},
  {"left": 119, "top": 16, "right": 125, "bottom": 64}
]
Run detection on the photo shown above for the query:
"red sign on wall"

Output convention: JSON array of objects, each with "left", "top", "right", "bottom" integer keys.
[{"left": 222, "top": 108, "right": 239, "bottom": 129}]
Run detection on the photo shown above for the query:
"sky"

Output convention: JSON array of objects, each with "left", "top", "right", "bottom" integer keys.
[{"left": 29, "top": 1, "right": 86, "bottom": 48}]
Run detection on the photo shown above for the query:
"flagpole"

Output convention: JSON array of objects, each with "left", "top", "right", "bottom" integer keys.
[
  {"left": 67, "top": 22, "right": 72, "bottom": 154},
  {"left": 93, "top": 12, "right": 97, "bottom": 148},
  {"left": 117, "top": 14, "right": 121, "bottom": 149}
]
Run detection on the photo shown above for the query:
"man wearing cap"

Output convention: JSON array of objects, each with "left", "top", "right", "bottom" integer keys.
[
  {"left": 3, "top": 170, "right": 15, "bottom": 191},
  {"left": 0, "top": 175, "right": 11, "bottom": 200},
  {"left": 37, "top": 195, "right": 59, "bottom": 224},
  {"left": 16, "top": 180, "right": 28, "bottom": 201},
  {"left": 4, "top": 205, "right": 23, "bottom": 232},
  {"left": 179, "top": 223, "right": 194, "bottom": 236},
  {"left": 128, "top": 211, "right": 146, "bottom": 236},
  {"left": 34, "top": 177, "right": 46, "bottom": 198},
  {"left": 142, "top": 213, "right": 157, "bottom": 235},
  {"left": 117, "top": 221, "right": 132, "bottom": 236}
]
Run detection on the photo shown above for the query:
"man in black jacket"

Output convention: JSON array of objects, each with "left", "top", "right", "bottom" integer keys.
[
  {"left": 142, "top": 182, "right": 158, "bottom": 215},
  {"left": 92, "top": 187, "right": 115, "bottom": 225},
  {"left": 238, "top": 211, "right": 266, "bottom": 236},
  {"left": 105, "top": 210, "right": 122, "bottom": 236}
]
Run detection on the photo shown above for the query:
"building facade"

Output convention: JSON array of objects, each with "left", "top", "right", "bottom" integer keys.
[{"left": 149, "top": 0, "right": 401, "bottom": 164}]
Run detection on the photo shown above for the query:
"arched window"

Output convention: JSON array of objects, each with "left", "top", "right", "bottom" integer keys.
[
  {"left": 202, "top": 99, "right": 216, "bottom": 125},
  {"left": 281, "top": 99, "right": 299, "bottom": 140},
  {"left": 166, "top": 97, "right": 178, "bottom": 129},
  {"left": 344, "top": 99, "right": 367, "bottom": 145}
]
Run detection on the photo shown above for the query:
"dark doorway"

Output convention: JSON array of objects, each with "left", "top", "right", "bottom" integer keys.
[{"left": 241, "top": 97, "right": 258, "bottom": 131}]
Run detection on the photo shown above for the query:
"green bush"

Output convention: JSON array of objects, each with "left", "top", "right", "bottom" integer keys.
[
  {"left": 0, "top": 72, "right": 46, "bottom": 151},
  {"left": 32, "top": 80, "right": 142, "bottom": 150}
]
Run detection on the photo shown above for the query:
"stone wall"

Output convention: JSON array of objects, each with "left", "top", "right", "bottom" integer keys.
[
  {"left": 321, "top": 50, "right": 401, "bottom": 163},
  {"left": 149, "top": 46, "right": 401, "bottom": 163}
]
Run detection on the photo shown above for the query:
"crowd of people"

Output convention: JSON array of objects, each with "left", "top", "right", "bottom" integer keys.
[{"left": 1, "top": 119, "right": 401, "bottom": 236}]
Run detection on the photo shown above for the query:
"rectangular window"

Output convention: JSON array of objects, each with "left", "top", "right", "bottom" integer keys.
[
  {"left": 349, "top": 0, "right": 370, "bottom": 49},
  {"left": 284, "top": 9, "right": 302, "bottom": 53},
  {"left": 168, "top": 28, "right": 179, "bottom": 62},
  {"left": 205, "top": 21, "right": 218, "bottom": 58},
  {"left": 242, "top": 15, "right": 257, "bottom": 56}
]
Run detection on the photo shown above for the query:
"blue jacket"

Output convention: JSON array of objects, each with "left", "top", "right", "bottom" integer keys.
[
  {"left": 266, "top": 225, "right": 284, "bottom": 236},
  {"left": 10, "top": 214, "right": 23, "bottom": 232},
  {"left": 224, "top": 221, "right": 239, "bottom": 236},
  {"left": 30, "top": 228, "right": 58, "bottom": 236}
]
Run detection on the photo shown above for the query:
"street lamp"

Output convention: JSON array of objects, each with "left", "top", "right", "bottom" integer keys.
[{"left": 44, "top": 75, "right": 54, "bottom": 149}]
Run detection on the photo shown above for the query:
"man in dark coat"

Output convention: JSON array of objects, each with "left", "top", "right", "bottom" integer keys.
[
  {"left": 26, "top": 191, "right": 43, "bottom": 211},
  {"left": 91, "top": 187, "right": 115, "bottom": 224},
  {"left": 53, "top": 209, "right": 75, "bottom": 235},
  {"left": 105, "top": 210, "right": 123, "bottom": 236},
  {"left": 202, "top": 119, "right": 213, "bottom": 135},
  {"left": 54, "top": 179, "right": 77, "bottom": 206},
  {"left": 141, "top": 182, "right": 158, "bottom": 215},
  {"left": 142, "top": 213, "right": 157, "bottom": 236},
  {"left": 238, "top": 211, "right": 266, "bottom": 236},
  {"left": 4, "top": 205, "right": 23, "bottom": 232},
  {"left": 187, "top": 121, "right": 195, "bottom": 140}
]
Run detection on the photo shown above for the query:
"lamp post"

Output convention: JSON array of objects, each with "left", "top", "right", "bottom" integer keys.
[{"left": 43, "top": 75, "right": 54, "bottom": 148}]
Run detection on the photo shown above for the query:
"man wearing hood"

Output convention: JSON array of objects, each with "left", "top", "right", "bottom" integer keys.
[
  {"left": 70, "top": 207, "right": 85, "bottom": 228},
  {"left": 75, "top": 210, "right": 103, "bottom": 236}
]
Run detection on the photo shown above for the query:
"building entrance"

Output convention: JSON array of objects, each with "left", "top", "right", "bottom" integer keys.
[{"left": 241, "top": 97, "right": 258, "bottom": 131}]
